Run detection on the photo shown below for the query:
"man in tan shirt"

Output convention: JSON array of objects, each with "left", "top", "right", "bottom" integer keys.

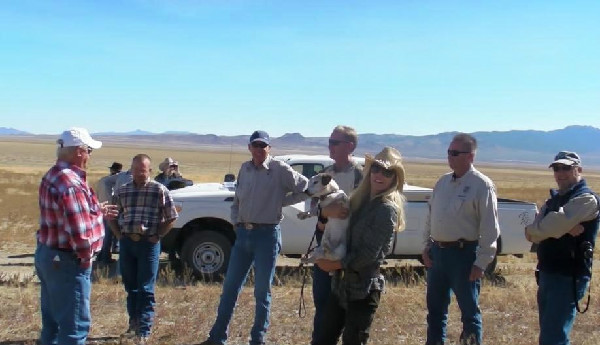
[{"left": 422, "top": 133, "right": 500, "bottom": 345}]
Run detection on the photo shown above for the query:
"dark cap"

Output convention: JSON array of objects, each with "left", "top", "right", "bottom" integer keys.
[
  {"left": 108, "top": 162, "right": 123, "bottom": 171},
  {"left": 249, "top": 130, "right": 270, "bottom": 145},
  {"left": 549, "top": 151, "right": 581, "bottom": 167}
]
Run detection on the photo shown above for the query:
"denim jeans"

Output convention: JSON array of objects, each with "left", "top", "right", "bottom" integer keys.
[
  {"left": 537, "top": 271, "right": 590, "bottom": 345},
  {"left": 314, "top": 289, "right": 381, "bottom": 345},
  {"left": 311, "top": 228, "right": 332, "bottom": 344},
  {"left": 311, "top": 264, "right": 332, "bottom": 344},
  {"left": 208, "top": 224, "right": 281, "bottom": 345},
  {"left": 98, "top": 219, "right": 114, "bottom": 263},
  {"left": 119, "top": 237, "right": 160, "bottom": 337},
  {"left": 34, "top": 243, "right": 92, "bottom": 345},
  {"left": 426, "top": 243, "right": 482, "bottom": 345}
]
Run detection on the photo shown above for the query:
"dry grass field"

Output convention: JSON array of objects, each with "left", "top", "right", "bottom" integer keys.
[{"left": 2, "top": 138, "right": 600, "bottom": 345}]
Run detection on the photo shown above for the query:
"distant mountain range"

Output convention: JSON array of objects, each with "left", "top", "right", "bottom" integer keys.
[{"left": 3, "top": 126, "right": 600, "bottom": 167}]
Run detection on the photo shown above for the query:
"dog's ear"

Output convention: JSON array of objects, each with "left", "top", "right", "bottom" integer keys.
[{"left": 321, "top": 174, "right": 332, "bottom": 185}]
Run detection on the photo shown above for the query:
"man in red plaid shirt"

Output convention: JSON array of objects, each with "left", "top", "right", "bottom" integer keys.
[{"left": 35, "top": 127, "right": 117, "bottom": 345}]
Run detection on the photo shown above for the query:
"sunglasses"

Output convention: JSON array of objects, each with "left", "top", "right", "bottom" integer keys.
[
  {"left": 447, "top": 149, "right": 470, "bottom": 157},
  {"left": 251, "top": 142, "right": 268, "bottom": 149},
  {"left": 328, "top": 139, "right": 349, "bottom": 146},
  {"left": 552, "top": 165, "right": 574, "bottom": 172},
  {"left": 371, "top": 164, "right": 395, "bottom": 178}
]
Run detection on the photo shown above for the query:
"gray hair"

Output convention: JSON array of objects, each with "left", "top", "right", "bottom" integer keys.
[
  {"left": 56, "top": 146, "right": 79, "bottom": 160},
  {"left": 452, "top": 133, "right": 478, "bottom": 152},
  {"left": 332, "top": 125, "right": 358, "bottom": 150}
]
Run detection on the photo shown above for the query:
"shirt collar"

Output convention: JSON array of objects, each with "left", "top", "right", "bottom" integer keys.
[
  {"left": 56, "top": 159, "right": 86, "bottom": 180},
  {"left": 250, "top": 155, "right": 272, "bottom": 170},
  {"left": 452, "top": 165, "right": 474, "bottom": 181}
]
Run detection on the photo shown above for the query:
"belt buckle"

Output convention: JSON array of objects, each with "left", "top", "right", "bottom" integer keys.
[
  {"left": 130, "top": 234, "right": 141, "bottom": 242},
  {"left": 244, "top": 223, "right": 254, "bottom": 230}
]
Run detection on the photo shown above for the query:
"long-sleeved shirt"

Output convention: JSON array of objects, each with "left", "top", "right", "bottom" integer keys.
[
  {"left": 526, "top": 187, "right": 599, "bottom": 243},
  {"left": 37, "top": 160, "right": 105, "bottom": 267},
  {"left": 424, "top": 165, "right": 500, "bottom": 269},
  {"left": 333, "top": 196, "right": 398, "bottom": 301},
  {"left": 231, "top": 155, "right": 309, "bottom": 224},
  {"left": 114, "top": 179, "right": 178, "bottom": 236}
]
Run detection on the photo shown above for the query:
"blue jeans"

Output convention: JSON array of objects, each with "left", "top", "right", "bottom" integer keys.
[
  {"left": 34, "top": 243, "right": 92, "bottom": 345},
  {"left": 537, "top": 271, "right": 590, "bottom": 345},
  {"left": 119, "top": 237, "right": 160, "bottom": 337},
  {"left": 98, "top": 220, "right": 115, "bottom": 263},
  {"left": 311, "top": 230, "right": 332, "bottom": 345},
  {"left": 426, "top": 243, "right": 482, "bottom": 345},
  {"left": 208, "top": 224, "right": 281, "bottom": 345}
]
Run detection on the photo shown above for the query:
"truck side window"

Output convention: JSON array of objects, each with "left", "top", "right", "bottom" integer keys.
[{"left": 290, "top": 164, "right": 325, "bottom": 179}]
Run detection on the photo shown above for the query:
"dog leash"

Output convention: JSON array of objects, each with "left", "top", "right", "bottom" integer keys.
[{"left": 298, "top": 231, "right": 318, "bottom": 318}]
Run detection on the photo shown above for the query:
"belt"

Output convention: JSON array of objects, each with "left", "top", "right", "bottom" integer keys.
[
  {"left": 122, "top": 233, "right": 158, "bottom": 242},
  {"left": 236, "top": 222, "right": 277, "bottom": 230},
  {"left": 433, "top": 239, "right": 478, "bottom": 249},
  {"left": 54, "top": 247, "right": 74, "bottom": 253}
]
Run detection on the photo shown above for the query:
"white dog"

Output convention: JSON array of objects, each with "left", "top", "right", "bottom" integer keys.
[{"left": 297, "top": 173, "right": 349, "bottom": 263}]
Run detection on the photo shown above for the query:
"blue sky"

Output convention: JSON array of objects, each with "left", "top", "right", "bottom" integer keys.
[{"left": 1, "top": 1, "right": 598, "bottom": 136}]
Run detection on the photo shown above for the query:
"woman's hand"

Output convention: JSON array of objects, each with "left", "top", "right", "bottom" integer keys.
[{"left": 315, "top": 259, "right": 342, "bottom": 272}]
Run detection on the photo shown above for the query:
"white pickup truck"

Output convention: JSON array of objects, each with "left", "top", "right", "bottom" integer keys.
[{"left": 161, "top": 155, "right": 537, "bottom": 277}]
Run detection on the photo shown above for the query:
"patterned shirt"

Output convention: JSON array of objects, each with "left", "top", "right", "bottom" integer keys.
[
  {"left": 37, "top": 160, "right": 105, "bottom": 267},
  {"left": 115, "top": 179, "right": 178, "bottom": 235}
]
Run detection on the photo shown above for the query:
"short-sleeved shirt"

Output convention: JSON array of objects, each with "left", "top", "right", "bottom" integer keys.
[
  {"left": 115, "top": 179, "right": 178, "bottom": 236},
  {"left": 37, "top": 160, "right": 104, "bottom": 264}
]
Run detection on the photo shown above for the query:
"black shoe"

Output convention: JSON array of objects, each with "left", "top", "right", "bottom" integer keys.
[{"left": 198, "top": 339, "right": 222, "bottom": 345}]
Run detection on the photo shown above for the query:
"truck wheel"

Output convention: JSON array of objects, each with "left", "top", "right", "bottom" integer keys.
[{"left": 181, "top": 231, "right": 232, "bottom": 279}]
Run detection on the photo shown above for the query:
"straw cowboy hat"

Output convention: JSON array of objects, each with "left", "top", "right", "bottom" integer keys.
[
  {"left": 364, "top": 146, "right": 406, "bottom": 193},
  {"left": 159, "top": 157, "right": 178, "bottom": 172}
]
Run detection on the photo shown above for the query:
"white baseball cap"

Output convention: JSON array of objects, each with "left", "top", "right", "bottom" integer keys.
[{"left": 57, "top": 127, "right": 102, "bottom": 149}]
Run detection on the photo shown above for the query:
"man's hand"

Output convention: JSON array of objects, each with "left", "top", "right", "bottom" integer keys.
[
  {"left": 315, "top": 259, "right": 342, "bottom": 272},
  {"left": 524, "top": 227, "right": 532, "bottom": 242},
  {"left": 568, "top": 224, "right": 584, "bottom": 237},
  {"left": 469, "top": 265, "right": 484, "bottom": 281},
  {"left": 320, "top": 203, "right": 349, "bottom": 219},
  {"left": 148, "top": 234, "right": 160, "bottom": 244},
  {"left": 101, "top": 202, "right": 119, "bottom": 220},
  {"left": 421, "top": 247, "right": 433, "bottom": 268}
]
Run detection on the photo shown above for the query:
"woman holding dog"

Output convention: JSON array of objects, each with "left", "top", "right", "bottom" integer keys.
[{"left": 314, "top": 146, "right": 406, "bottom": 345}]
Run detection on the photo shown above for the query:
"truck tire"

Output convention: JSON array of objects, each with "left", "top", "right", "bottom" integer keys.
[{"left": 181, "top": 231, "right": 232, "bottom": 279}]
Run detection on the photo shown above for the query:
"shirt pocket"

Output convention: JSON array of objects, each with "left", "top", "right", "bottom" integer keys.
[{"left": 451, "top": 197, "right": 465, "bottom": 214}]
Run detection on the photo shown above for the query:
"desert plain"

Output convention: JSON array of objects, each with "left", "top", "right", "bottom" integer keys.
[{"left": 1, "top": 138, "right": 600, "bottom": 345}]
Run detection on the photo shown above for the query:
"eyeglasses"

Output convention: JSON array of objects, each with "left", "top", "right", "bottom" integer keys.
[
  {"left": 328, "top": 139, "right": 349, "bottom": 146},
  {"left": 447, "top": 149, "right": 470, "bottom": 157},
  {"left": 251, "top": 142, "right": 268, "bottom": 149},
  {"left": 371, "top": 164, "right": 395, "bottom": 178},
  {"left": 552, "top": 165, "right": 574, "bottom": 172}
]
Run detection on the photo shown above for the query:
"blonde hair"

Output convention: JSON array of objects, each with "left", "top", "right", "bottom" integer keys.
[{"left": 349, "top": 147, "right": 406, "bottom": 231}]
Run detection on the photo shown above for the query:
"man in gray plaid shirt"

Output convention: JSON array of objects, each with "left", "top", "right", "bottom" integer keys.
[{"left": 110, "top": 154, "right": 178, "bottom": 344}]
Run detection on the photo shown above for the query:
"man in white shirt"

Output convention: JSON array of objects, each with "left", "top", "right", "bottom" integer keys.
[{"left": 422, "top": 133, "right": 500, "bottom": 345}]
